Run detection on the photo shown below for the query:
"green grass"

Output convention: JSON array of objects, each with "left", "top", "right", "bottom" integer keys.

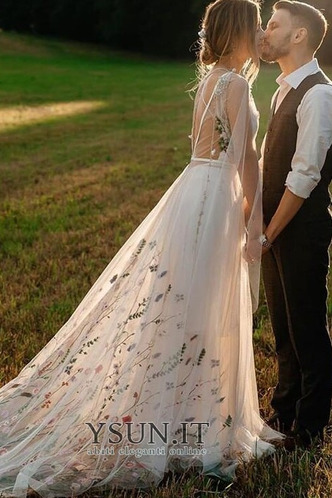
[{"left": 0, "top": 32, "right": 331, "bottom": 497}]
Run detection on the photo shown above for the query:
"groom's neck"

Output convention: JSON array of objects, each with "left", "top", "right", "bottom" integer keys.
[{"left": 278, "top": 52, "right": 314, "bottom": 76}]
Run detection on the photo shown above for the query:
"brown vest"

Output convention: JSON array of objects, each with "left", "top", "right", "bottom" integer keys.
[{"left": 263, "top": 71, "right": 332, "bottom": 224}]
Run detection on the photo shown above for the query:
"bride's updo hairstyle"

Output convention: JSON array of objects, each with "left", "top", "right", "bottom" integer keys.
[{"left": 198, "top": 0, "right": 261, "bottom": 83}]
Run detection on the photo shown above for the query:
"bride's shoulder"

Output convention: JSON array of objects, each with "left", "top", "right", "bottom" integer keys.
[
  {"left": 215, "top": 71, "right": 249, "bottom": 97},
  {"left": 226, "top": 71, "right": 249, "bottom": 89}
]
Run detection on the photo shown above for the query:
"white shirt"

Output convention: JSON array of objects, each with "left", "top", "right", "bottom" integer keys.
[{"left": 262, "top": 58, "right": 332, "bottom": 199}]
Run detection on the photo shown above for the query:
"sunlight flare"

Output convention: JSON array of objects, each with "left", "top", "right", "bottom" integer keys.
[{"left": 0, "top": 100, "right": 106, "bottom": 131}]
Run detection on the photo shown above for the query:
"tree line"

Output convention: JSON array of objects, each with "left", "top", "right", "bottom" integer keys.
[{"left": 0, "top": 0, "right": 330, "bottom": 63}]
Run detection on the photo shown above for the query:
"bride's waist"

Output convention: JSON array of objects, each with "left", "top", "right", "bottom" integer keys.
[{"left": 189, "top": 156, "right": 236, "bottom": 169}]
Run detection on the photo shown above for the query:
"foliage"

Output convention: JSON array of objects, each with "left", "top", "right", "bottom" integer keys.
[
  {"left": 0, "top": 0, "right": 209, "bottom": 58},
  {"left": 0, "top": 1, "right": 331, "bottom": 62}
]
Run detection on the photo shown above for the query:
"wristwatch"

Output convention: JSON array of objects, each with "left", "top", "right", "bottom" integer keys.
[{"left": 259, "top": 234, "right": 273, "bottom": 249}]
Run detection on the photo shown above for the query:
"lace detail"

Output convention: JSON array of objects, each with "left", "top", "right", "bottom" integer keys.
[
  {"left": 214, "top": 71, "right": 233, "bottom": 96},
  {"left": 215, "top": 116, "right": 230, "bottom": 152},
  {"left": 214, "top": 73, "right": 232, "bottom": 154}
]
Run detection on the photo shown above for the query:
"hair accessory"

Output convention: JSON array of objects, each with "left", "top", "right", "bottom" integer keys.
[{"left": 198, "top": 29, "right": 207, "bottom": 40}]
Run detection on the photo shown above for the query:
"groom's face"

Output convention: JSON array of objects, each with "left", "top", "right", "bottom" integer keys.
[{"left": 261, "top": 9, "right": 294, "bottom": 63}]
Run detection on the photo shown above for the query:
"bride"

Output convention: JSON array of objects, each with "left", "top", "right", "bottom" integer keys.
[{"left": 0, "top": 0, "right": 283, "bottom": 496}]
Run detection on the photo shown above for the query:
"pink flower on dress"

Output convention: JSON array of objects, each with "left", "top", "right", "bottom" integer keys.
[
  {"left": 122, "top": 415, "right": 132, "bottom": 423},
  {"left": 0, "top": 448, "right": 8, "bottom": 455},
  {"left": 95, "top": 365, "right": 103, "bottom": 374}
]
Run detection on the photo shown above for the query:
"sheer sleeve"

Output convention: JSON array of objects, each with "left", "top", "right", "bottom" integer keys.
[
  {"left": 226, "top": 76, "right": 259, "bottom": 211},
  {"left": 191, "top": 71, "right": 262, "bottom": 311},
  {"left": 224, "top": 74, "right": 263, "bottom": 311}
]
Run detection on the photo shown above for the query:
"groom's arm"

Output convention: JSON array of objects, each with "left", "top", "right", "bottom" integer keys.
[
  {"left": 264, "top": 188, "right": 304, "bottom": 245},
  {"left": 263, "top": 83, "right": 332, "bottom": 250}
]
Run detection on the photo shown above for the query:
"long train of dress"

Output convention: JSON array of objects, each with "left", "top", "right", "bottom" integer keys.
[{"left": 0, "top": 70, "right": 282, "bottom": 497}]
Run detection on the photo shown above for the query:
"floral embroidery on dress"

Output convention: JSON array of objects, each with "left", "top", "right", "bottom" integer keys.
[
  {"left": 214, "top": 72, "right": 233, "bottom": 96},
  {"left": 214, "top": 74, "right": 232, "bottom": 153},
  {"left": 0, "top": 63, "right": 281, "bottom": 495},
  {"left": 215, "top": 116, "right": 230, "bottom": 152}
]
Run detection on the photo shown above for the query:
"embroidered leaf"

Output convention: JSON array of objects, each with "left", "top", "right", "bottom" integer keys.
[
  {"left": 197, "top": 348, "right": 206, "bottom": 365},
  {"left": 216, "top": 397, "right": 225, "bottom": 404},
  {"left": 223, "top": 415, "right": 232, "bottom": 427}
]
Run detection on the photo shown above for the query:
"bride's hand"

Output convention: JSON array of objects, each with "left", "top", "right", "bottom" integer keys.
[{"left": 243, "top": 236, "right": 262, "bottom": 264}]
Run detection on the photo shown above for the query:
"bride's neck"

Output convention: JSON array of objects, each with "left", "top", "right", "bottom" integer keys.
[{"left": 214, "top": 55, "right": 245, "bottom": 73}]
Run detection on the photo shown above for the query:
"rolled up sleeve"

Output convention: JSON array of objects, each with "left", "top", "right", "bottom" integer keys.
[{"left": 285, "top": 84, "right": 332, "bottom": 199}]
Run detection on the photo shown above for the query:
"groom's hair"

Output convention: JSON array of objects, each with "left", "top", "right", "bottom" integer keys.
[{"left": 274, "top": 1, "right": 328, "bottom": 53}]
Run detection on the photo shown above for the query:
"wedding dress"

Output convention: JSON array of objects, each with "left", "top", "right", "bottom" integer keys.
[{"left": 0, "top": 69, "right": 282, "bottom": 497}]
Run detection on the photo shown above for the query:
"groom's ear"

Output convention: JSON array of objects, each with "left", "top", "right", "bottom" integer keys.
[{"left": 293, "top": 27, "right": 308, "bottom": 45}]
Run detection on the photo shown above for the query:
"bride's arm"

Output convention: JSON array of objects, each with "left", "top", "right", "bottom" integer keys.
[{"left": 226, "top": 76, "right": 259, "bottom": 215}]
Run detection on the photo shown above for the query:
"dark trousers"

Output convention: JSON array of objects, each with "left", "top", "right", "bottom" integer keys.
[{"left": 262, "top": 214, "right": 332, "bottom": 437}]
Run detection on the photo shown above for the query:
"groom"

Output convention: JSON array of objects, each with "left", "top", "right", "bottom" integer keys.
[{"left": 260, "top": 1, "right": 332, "bottom": 447}]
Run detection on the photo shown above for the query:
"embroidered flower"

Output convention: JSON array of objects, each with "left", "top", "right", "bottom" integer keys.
[{"left": 215, "top": 117, "right": 230, "bottom": 152}]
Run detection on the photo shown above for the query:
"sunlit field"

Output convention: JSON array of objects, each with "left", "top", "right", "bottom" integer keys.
[{"left": 0, "top": 32, "right": 331, "bottom": 497}]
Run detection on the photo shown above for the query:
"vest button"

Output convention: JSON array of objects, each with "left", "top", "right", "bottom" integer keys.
[{"left": 266, "top": 147, "right": 270, "bottom": 153}]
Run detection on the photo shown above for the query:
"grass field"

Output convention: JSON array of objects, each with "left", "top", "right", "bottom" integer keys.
[{"left": 0, "top": 32, "right": 331, "bottom": 497}]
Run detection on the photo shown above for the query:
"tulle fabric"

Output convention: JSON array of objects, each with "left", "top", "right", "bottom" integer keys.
[{"left": 0, "top": 69, "right": 282, "bottom": 497}]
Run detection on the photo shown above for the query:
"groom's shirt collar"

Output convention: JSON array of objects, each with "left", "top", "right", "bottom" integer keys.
[
  {"left": 273, "top": 59, "right": 320, "bottom": 113},
  {"left": 276, "top": 58, "right": 320, "bottom": 90}
]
